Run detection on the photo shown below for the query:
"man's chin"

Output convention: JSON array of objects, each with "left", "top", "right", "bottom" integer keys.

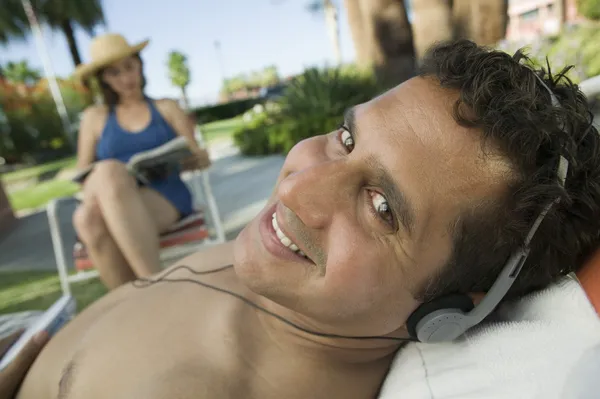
[
  {"left": 233, "top": 214, "right": 285, "bottom": 295},
  {"left": 232, "top": 216, "right": 263, "bottom": 276}
]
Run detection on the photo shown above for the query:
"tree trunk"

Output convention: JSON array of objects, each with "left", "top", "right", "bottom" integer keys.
[
  {"left": 324, "top": 0, "right": 342, "bottom": 65},
  {"left": 60, "top": 19, "right": 82, "bottom": 66},
  {"left": 452, "top": 0, "right": 508, "bottom": 45},
  {"left": 411, "top": 0, "right": 453, "bottom": 60},
  {"left": 556, "top": 0, "right": 566, "bottom": 29},
  {"left": 452, "top": 0, "right": 472, "bottom": 41},
  {"left": 344, "top": 0, "right": 370, "bottom": 67},
  {"left": 359, "top": 0, "right": 416, "bottom": 86},
  {"left": 60, "top": 19, "right": 94, "bottom": 99},
  {"left": 472, "top": 0, "right": 509, "bottom": 45},
  {"left": 181, "top": 86, "right": 190, "bottom": 111}
]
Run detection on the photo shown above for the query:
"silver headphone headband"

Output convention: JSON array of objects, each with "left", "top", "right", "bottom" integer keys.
[
  {"left": 525, "top": 73, "right": 569, "bottom": 244},
  {"left": 414, "top": 68, "right": 573, "bottom": 342},
  {"left": 465, "top": 71, "right": 569, "bottom": 325}
]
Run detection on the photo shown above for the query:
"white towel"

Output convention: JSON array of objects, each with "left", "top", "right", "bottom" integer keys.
[{"left": 378, "top": 275, "right": 600, "bottom": 399}]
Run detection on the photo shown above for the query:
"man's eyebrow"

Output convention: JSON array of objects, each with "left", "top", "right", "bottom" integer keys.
[
  {"left": 368, "top": 156, "right": 416, "bottom": 235},
  {"left": 343, "top": 107, "right": 357, "bottom": 134}
]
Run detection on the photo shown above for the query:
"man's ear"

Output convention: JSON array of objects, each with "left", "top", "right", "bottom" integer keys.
[{"left": 468, "top": 292, "right": 486, "bottom": 306}]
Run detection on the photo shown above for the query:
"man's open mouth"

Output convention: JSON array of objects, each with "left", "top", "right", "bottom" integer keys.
[{"left": 271, "top": 212, "right": 310, "bottom": 260}]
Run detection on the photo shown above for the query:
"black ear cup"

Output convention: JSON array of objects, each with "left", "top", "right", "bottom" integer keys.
[{"left": 406, "top": 294, "right": 475, "bottom": 341}]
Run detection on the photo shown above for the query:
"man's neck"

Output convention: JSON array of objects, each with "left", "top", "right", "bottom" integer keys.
[{"left": 250, "top": 294, "right": 405, "bottom": 365}]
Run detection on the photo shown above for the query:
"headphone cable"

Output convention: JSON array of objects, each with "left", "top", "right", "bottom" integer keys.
[{"left": 133, "top": 264, "right": 416, "bottom": 342}]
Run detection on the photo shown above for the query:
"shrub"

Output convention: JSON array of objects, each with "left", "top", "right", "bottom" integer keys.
[
  {"left": 233, "top": 111, "right": 279, "bottom": 156},
  {"left": 577, "top": 0, "right": 600, "bottom": 20},
  {"left": 0, "top": 78, "right": 88, "bottom": 163},
  {"left": 497, "top": 24, "right": 600, "bottom": 84},
  {"left": 193, "top": 97, "right": 264, "bottom": 124},
  {"left": 234, "top": 65, "right": 381, "bottom": 155}
]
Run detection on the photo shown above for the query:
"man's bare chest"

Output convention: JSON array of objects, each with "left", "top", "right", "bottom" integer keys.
[
  {"left": 58, "top": 286, "right": 257, "bottom": 398},
  {"left": 38, "top": 277, "right": 386, "bottom": 399}
]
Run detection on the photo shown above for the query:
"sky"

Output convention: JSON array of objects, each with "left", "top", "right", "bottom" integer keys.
[{"left": 0, "top": 0, "right": 363, "bottom": 107}]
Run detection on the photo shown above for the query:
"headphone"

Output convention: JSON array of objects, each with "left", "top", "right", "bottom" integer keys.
[{"left": 406, "top": 72, "right": 570, "bottom": 343}]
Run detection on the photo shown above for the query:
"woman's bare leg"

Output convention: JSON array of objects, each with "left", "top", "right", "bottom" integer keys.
[
  {"left": 84, "top": 160, "right": 180, "bottom": 279},
  {"left": 73, "top": 198, "right": 136, "bottom": 289}
]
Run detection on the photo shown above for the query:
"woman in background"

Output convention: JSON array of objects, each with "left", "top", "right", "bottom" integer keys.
[{"left": 72, "top": 33, "right": 207, "bottom": 290}]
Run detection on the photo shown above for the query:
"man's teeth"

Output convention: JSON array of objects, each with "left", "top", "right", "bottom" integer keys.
[{"left": 272, "top": 213, "right": 307, "bottom": 258}]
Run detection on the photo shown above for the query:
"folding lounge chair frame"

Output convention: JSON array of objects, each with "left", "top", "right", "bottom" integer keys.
[{"left": 47, "top": 129, "right": 226, "bottom": 296}]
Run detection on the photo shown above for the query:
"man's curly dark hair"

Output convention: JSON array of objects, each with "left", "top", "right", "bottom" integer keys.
[{"left": 415, "top": 39, "right": 600, "bottom": 302}]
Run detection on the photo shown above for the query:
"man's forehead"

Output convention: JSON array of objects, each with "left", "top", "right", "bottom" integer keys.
[
  {"left": 352, "top": 77, "right": 508, "bottom": 165},
  {"left": 347, "top": 77, "right": 515, "bottom": 231},
  {"left": 356, "top": 77, "right": 457, "bottom": 129}
]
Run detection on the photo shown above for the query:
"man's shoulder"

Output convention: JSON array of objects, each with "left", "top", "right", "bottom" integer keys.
[{"left": 168, "top": 241, "right": 237, "bottom": 275}]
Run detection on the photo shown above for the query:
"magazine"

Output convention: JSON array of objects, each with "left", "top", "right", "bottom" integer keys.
[{"left": 72, "top": 136, "right": 193, "bottom": 185}]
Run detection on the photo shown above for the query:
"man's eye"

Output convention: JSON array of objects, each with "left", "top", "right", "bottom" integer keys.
[
  {"left": 339, "top": 128, "right": 355, "bottom": 152},
  {"left": 370, "top": 191, "right": 394, "bottom": 227}
]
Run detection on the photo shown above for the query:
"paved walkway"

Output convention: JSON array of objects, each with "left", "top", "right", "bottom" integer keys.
[{"left": 0, "top": 141, "right": 284, "bottom": 272}]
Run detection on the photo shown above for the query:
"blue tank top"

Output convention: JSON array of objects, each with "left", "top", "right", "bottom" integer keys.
[{"left": 95, "top": 98, "right": 194, "bottom": 217}]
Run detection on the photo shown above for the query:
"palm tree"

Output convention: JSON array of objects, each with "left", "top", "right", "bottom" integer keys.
[
  {"left": 410, "top": 0, "right": 453, "bottom": 59},
  {"left": 344, "top": 0, "right": 415, "bottom": 86},
  {"left": 0, "top": 0, "right": 105, "bottom": 67},
  {"left": 167, "top": 51, "right": 191, "bottom": 110},
  {"left": 3, "top": 60, "right": 41, "bottom": 85},
  {"left": 409, "top": 0, "right": 509, "bottom": 61},
  {"left": 0, "top": 0, "right": 29, "bottom": 43},
  {"left": 307, "top": 0, "right": 343, "bottom": 65},
  {"left": 272, "top": 1, "right": 343, "bottom": 65},
  {"left": 344, "top": 0, "right": 369, "bottom": 66},
  {"left": 452, "top": 0, "right": 508, "bottom": 46},
  {"left": 36, "top": 0, "right": 106, "bottom": 66}
]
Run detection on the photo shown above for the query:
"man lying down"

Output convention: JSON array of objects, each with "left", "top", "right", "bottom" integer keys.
[{"left": 16, "top": 40, "right": 600, "bottom": 399}]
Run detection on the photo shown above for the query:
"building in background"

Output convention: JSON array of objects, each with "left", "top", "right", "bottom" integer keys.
[{"left": 506, "top": 0, "right": 583, "bottom": 41}]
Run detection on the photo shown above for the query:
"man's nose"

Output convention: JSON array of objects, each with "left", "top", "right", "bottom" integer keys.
[{"left": 277, "top": 157, "right": 356, "bottom": 230}]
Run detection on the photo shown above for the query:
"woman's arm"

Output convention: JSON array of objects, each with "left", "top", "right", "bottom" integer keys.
[{"left": 75, "top": 106, "right": 104, "bottom": 170}]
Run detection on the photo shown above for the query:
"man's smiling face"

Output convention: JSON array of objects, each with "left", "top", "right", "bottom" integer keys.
[{"left": 234, "top": 76, "right": 513, "bottom": 338}]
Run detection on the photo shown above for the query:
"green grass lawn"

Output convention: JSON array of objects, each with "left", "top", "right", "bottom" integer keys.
[
  {"left": 201, "top": 116, "right": 244, "bottom": 144},
  {"left": 1, "top": 156, "right": 77, "bottom": 184},
  {"left": 8, "top": 179, "right": 80, "bottom": 212},
  {"left": 0, "top": 271, "right": 107, "bottom": 315}
]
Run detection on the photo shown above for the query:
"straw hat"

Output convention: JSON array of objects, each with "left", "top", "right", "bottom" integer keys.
[{"left": 74, "top": 33, "right": 149, "bottom": 80}]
